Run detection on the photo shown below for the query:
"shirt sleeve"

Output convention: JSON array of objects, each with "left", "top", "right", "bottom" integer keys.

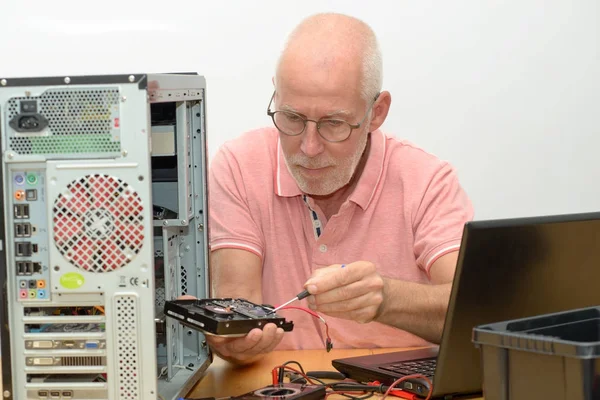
[
  {"left": 413, "top": 161, "right": 474, "bottom": 277},
  {"left": 207, "top": 146, "right": 265, "bottom": 259}
]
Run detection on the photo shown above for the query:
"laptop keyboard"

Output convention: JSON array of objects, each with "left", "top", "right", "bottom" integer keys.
[{"left": 379, "top": 359, "right": 436, "bottom": 377}]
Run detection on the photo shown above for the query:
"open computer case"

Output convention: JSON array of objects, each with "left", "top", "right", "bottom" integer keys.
[{"left": 0, "top": 72, "right": 212, "bottom": 399}]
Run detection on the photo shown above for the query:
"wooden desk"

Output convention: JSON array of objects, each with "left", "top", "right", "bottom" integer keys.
[{"left": 188, "top": 348, "right": 484, "bottom": 399}]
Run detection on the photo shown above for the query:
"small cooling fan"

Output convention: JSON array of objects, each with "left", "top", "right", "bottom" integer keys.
[{"left": 53, "top": 174, "right": 145, "bottom": 272}]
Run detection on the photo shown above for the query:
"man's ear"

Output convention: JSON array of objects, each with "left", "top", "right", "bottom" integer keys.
[{"left": 368, "top": 91, "right": 392, "bottom": 132}]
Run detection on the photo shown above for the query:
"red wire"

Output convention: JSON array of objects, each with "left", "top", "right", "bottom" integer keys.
[
  {"left": 278, "top": 305, "right": 321, "bottom": 318},
  {"left": 325, "top": 390, "right": 370, "bottom": 398},
  {"left": 381, "top": 374, "right": 434, "bottom": 400},
  {"left": 277, "top": 306, "right": 332, "bottom": 346},
  {"left": 271, "top": 365, "right": 318, "bottom": 385}
]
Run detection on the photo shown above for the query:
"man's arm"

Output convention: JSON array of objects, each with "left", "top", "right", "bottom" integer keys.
[
  {"left": 206, "top": 248, "right": 284, "bottom": 365},
  {"left": 305, "top": 252, "right": 458, "bottom": 344},
  {"left": 374, "top": 252, "right": 457, "bottom": 343},
  {"left": 210, "top": 248, "right": 263, "bottom": 302}
]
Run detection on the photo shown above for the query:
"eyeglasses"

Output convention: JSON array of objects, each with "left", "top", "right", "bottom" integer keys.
[{"left": 266, "top": 91, "right": 379, "bottom": 143}]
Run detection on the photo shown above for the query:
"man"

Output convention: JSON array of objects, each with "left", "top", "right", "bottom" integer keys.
[{"left": 205, "top": 12, "right": 474, "bottom": 365}]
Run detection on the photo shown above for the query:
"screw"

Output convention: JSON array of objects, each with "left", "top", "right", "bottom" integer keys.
[
  {"left": 122, "top": 150, "right": 128, "bottom": 157},
  {"left": 198, "top": 223, "right": 204, "bottom": 231},
  {"left": 3, "top": 390, "right": 10, "bottom": 398},
  {"left": 121, "top": 96, "right": 127, "bottom": 102},
  {"left": 0, "top": 79, "right": 6, "bottom": 86},
  {"left": 181, "top": 219, "right": 187, "bottom": 225},
  {"left": 163, "top": 221, "right": 169, "bottom": 226},
  {"left": 128, "top": 75, "right": 135, "bottom": 82},
  {"left": 185, "top": 246, "right": 190, "bottom": 252},
  {"left": 64, "top": 77, "right": 71, "bottom": 84},
  {"left": 6, "top": 152, "right": 14, "bottom": 159}
]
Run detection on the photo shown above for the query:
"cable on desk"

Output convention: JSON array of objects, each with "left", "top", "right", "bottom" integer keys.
[
  {"left": 275, "top": 361, "right": 375, "bottom": 400},
  {"left": 380, "top": 374, "right": 434, "bottom": 400},
  {"left": 282, "top": 360, "right": 306, "bottom": 374},
  {"left": 272, "top": 365, "right": 319, "bottom": 385},
  {"left": 271, "top": 360, "right": 434, "bottom": 400}
]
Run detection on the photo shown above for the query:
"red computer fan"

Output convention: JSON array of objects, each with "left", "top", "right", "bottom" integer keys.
[{"left": 53, "top": 174, "right": 145, "bottom": 272}]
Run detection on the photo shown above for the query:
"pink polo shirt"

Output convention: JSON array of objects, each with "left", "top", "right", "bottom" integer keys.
[{"left": 208, "top": 127, "right": 474, "bottom": 350}]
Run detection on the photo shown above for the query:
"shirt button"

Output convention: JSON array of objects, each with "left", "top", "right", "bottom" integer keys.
[{"left": 319, "top": 244, "right": 327, "bottom": 253}]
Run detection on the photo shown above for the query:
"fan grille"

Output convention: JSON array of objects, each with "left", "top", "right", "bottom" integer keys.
[{"left": 53, "top": 174, "right": 145, "bottom": 273}]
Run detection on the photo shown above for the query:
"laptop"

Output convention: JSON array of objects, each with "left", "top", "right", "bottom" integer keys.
[{"left": 332, "top": 211, "right": 600, "bottom": 398}]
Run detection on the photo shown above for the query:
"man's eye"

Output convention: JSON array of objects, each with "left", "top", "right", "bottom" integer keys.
[
  {"left": 324, "top": 119, "right": 344, "bottom": 127},
  {"left": 284, "top": 113, "right": 302, "bottom": 122}
]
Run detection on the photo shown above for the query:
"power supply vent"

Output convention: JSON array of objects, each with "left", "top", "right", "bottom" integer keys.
[
  {"left": 7, "top": 88, "right": 121, "bottom": 155},
  {"left": 114, "top": 295, "right": 140, "bottom": 400},
  {"left": 53, "top": 174, "right": 145, "bottom": 272}
]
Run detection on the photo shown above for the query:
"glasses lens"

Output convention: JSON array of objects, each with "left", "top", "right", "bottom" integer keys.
[
  {"left": 273, "top": 111, "right": 305, "bottom": 135},
  {"left": 318, "top": 119, "right": 352, "bottom": 142}
]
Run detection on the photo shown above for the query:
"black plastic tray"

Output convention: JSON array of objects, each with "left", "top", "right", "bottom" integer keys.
[{"left": 472, "top": 305, "right": 600, "bottom": 400}]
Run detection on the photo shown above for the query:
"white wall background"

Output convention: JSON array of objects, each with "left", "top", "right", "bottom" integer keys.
[{"left": 0, "top": 0, "right": 598, "bottom": 220}]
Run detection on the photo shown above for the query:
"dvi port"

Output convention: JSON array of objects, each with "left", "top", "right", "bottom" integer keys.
[{"left": 28, "top": 340, "right": 54, "bottom": 349}]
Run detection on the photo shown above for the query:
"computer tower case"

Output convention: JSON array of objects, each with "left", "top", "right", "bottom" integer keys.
[{"left": 0, "top": 73, "right": 211, "bottom": 399}]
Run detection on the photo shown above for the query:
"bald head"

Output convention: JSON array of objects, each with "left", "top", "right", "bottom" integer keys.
[{"left": 275, "top": 13, "right": 382, "bottom": 102}]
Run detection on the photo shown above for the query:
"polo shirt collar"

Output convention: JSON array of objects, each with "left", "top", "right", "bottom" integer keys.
[{"left": 274, "top": 129, "right": 386, "bottom": 211}]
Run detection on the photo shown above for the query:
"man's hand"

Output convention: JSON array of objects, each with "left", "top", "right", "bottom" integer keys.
[
  {"left": 304, "top": 261, "right": 386, "bottom": 324},
  {"left": 175, "top": 294, "right": 284, "bottom": 365},
  {"left": 205, "top": 324, "right": 284, "bottom": 365}
]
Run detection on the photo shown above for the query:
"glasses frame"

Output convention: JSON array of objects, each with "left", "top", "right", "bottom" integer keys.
[{"left": 266, "top": 91, "right": 380, "bottom": 143}]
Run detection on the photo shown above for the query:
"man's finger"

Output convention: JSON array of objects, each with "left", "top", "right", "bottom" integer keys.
[
  {"left": 248, "top": 324, "right": 281, "bottom": 354},
  {"left": 311, "top": 264, "right": 344, "bottom": 278},
  {"left": 205, "top": 334, "right": 236, "bottom": 346},
  {"left": 260, "top": 328, "right": 285, "bottom": 354},
  {"left": 227, "top": 329, "right": 263, "bottom": 353},
  {"left": 305, "top": 263, "right": 363, "bottom": 293}
]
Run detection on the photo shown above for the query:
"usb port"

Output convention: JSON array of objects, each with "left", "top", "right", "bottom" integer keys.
[
  {"left": 25, "top": 262, "right": 34, "bottom": 275},
  {"left": 15, "top": 242, "right": 32, "bottom": 257},
  {"left": 32, "top": 243, "right": 38, "bottom": 253},
  {"left": 14, "top": 223, "right": 32, "bottom": 237},
  {"left": 13, "top": 204, "right": 30, "bottom": 219},
  {"left": 17, "top": 261, "right": 26, "bottom": 275}
]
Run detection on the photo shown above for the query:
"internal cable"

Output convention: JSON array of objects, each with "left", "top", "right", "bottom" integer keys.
[{"left": 278, "top": 305, "right": 333, "bottom": 351}]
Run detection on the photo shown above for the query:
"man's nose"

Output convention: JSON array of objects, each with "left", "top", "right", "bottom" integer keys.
[{"left": 300, "top": 121, "right": 325, "bottom": 157}]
